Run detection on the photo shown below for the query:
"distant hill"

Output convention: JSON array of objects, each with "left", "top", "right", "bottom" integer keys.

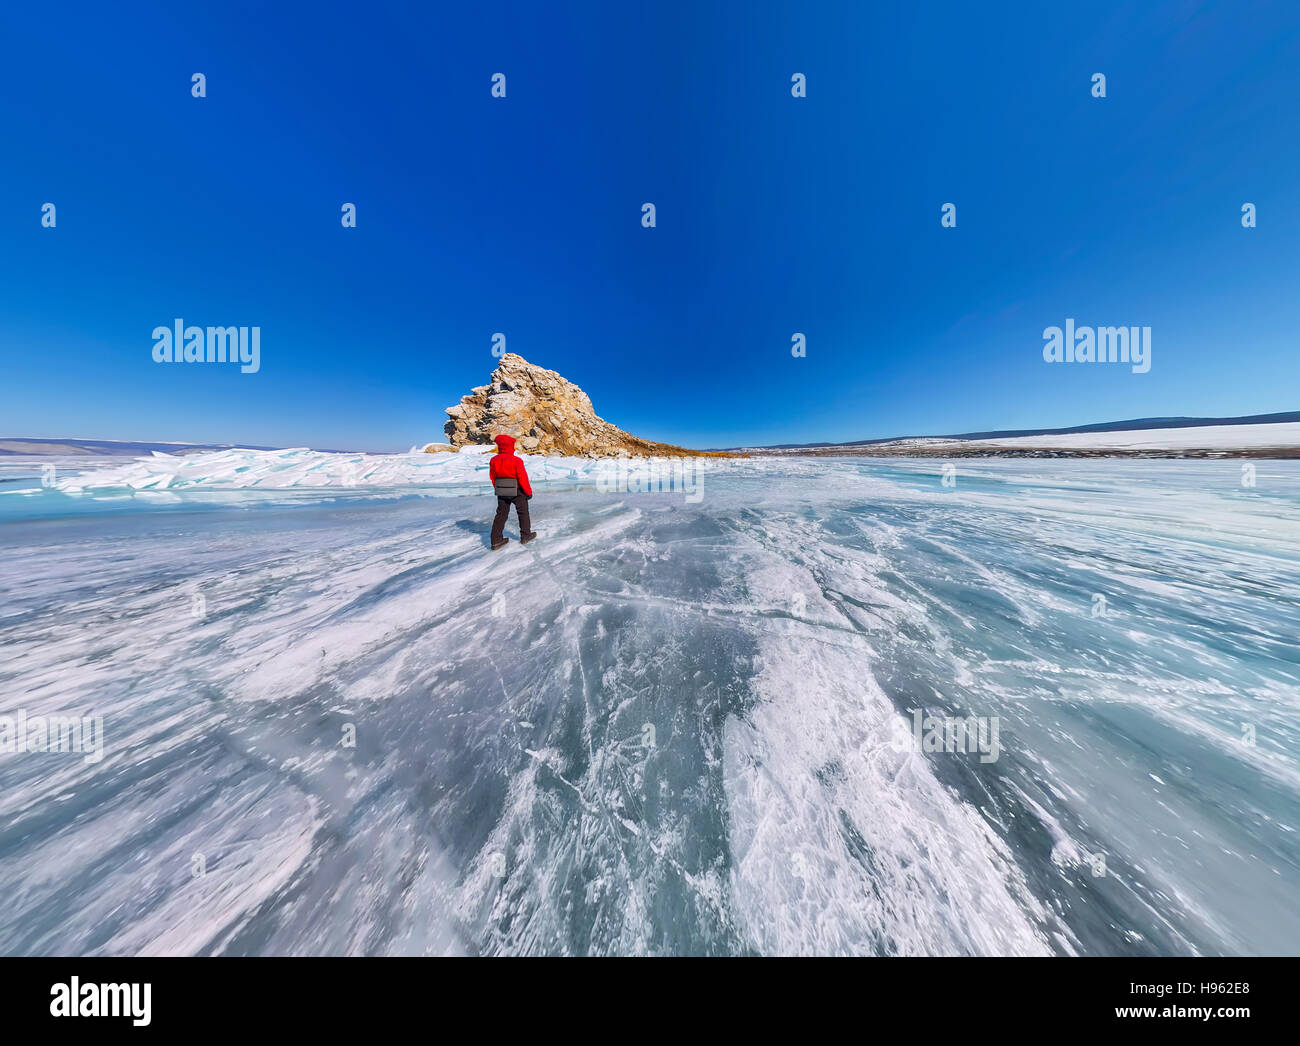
[
  {"left": 11, "top": 408, "right": 1299, "bottom": 460},
  {"left": 0, "top": 438, "right": 391, "bottom": 457},
  {"left": 741, "top": 410, "right": 1300, "bottom": 451},
  {"left": 0, "top": 438, "right": 276, "bottom": 457}
]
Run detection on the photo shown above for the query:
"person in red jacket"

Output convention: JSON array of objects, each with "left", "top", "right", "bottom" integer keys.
[{"left": 488, "top": 434, "right": 536, "bottom": 550}]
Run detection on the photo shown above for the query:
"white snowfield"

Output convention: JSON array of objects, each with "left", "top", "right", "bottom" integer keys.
[
  {"left": 847, "top": 421, "right": 1300, "bottom": 453},
  {"left": 959, "top": 421, "right": 1300, "bottom": 451}
]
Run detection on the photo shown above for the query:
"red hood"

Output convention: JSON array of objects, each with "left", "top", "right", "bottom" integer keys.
[{"left": 493, "top": 434, "right": 516, "bottom": 454}]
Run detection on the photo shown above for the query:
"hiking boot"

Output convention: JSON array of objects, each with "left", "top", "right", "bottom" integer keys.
[
  {"left": 491, "top": 537, "right": 510, "bottom": 551},
  {"left": 520, "top": 532, "right": 538, "bottom": 545}
]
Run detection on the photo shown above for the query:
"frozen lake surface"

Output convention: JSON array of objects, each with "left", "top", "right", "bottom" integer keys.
[{"left": 2, "top": 451, "right": 1298, "bottom": 955}]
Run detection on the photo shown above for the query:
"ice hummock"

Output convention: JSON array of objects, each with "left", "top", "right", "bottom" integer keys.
[{"left": 25, "top": 445, "right": 714, "bottom": 497}]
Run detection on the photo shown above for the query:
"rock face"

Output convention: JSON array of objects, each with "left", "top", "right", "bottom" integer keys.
[{"left": 443, "top": 353, "right": 703, "bottom": 457}]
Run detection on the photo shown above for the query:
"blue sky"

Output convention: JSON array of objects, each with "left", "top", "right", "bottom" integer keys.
[{"left": 2, "top": 1, "right": 1298, "bottom": 451}]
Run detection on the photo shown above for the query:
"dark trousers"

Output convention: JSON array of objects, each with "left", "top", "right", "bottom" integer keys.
[{"left": 491, "top": 495, "right": 531, "bottom": 544}]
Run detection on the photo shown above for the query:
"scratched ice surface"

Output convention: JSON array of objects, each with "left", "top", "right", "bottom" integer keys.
[{"left": 1, "top": 451, "right": 1297, "bottom": 955}]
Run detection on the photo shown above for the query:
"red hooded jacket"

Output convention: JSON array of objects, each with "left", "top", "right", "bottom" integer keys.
[{"left": 488, "top": 434, "right": 533, "bottom": 496}]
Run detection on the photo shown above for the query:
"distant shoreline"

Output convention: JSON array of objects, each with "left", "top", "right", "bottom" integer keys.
[
  {"left": 760, "top": 445, "right": 1300, "bottom": 460},
  {"left": 6, "top": 410, "right": 1299, "bottom": 461}
]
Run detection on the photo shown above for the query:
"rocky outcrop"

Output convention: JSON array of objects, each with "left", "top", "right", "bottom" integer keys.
[{"left": 442, "top": 353, "right": 716, "bottom": 457}]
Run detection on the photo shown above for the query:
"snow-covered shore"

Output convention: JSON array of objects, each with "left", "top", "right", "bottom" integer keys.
[
  {"left": 950, "top": 421, "right": 1300, "bottom": 452},
  {"left": 753, "top": 421, "right": 1300, "bottom": 457}
]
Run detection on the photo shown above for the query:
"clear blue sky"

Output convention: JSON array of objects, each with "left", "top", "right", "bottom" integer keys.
[{"left": 2, "top": 1, "right": 1298, "bottom": 451}]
